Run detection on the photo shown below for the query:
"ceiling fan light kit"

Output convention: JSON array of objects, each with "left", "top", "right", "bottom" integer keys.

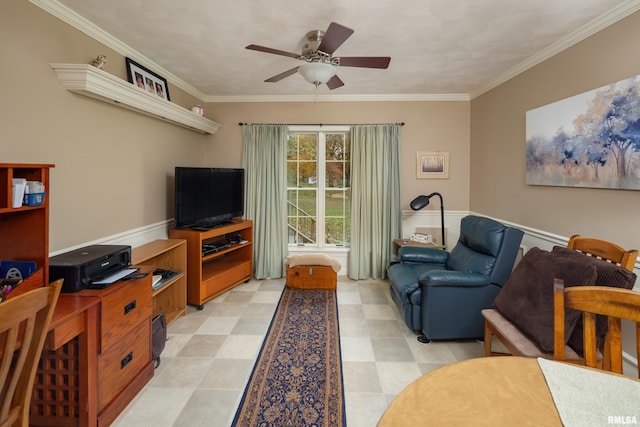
[
  {"left": 298, "top": 62, "right": 336, "bottom": 86},
  {"left": 246, "top": 22, "right": 390, "bottom": 91}
]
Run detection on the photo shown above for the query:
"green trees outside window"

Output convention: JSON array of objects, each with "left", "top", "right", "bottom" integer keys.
[{"left": 287, "top": 128, "right": 351, "bottom": 246}]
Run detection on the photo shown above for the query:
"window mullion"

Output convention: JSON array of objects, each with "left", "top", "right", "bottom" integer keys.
[
  {"left": 287, "top": 127, "right": 349, "bottom": 248},
  {"left": 317, "top": 132, "right": 326, "bottom": 248}
]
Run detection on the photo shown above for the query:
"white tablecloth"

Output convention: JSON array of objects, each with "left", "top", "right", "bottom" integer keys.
[{"left": 538, "top": 358, "right": 640, "bottom": 427}]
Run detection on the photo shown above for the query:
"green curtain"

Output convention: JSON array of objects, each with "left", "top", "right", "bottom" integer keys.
[
  {"left": 349, "top": 124, "right": 402, "bottom": 280},
  {"left": 242, "top": 124, "right": 288, "bottom": 279}
]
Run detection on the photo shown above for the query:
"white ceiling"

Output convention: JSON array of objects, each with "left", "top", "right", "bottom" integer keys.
[{"left": 44, "top": 0, "right": 639, "bottom": 101}]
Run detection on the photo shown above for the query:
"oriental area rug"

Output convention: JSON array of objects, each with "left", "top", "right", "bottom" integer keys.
[{"left": 232, "top": 288, "right": 346, "bottom": 427}]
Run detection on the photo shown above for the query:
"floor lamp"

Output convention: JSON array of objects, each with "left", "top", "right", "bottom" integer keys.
[{"left": 410, "top": 192, "right": 445, "bottom": 248}]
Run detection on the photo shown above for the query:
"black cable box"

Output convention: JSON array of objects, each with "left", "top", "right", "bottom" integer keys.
[{"left": 202, "top": 242, "right": 230, "bottom": 255}]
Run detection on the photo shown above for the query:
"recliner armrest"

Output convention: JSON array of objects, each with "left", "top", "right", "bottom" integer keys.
[
  {"left": 419, "top": 270, "right": 491, "bottom": 288},
  {"left": 399, "top": 246, "right": 449, "bottom": 264}
]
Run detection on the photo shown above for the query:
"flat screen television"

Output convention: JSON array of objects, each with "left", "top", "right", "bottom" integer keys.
[{"left": 174, "top": 167, "right": 245, "bottom": 229}]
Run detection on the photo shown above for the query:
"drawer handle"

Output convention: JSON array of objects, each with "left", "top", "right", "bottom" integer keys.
[
  {"left": 121, "top": 352, "right": 133, "bottom": 369},
  {"left": 124, "top": 300, "right": 137, "bottom": 315},
  {"left": 309, "top": 267, "right": 313, "bottom": 276}
]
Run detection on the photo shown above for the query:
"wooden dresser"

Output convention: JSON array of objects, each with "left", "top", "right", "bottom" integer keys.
[
  {"left": 31, "top": 269, "right": 154, "bottom": 427},
  {"left": 88, "top": 272, "right": 153, "bottom": 425}
]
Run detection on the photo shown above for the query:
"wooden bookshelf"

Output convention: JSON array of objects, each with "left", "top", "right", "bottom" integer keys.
[
  {"left": 0, "top": 163, "right": 54, "bottom": 298},
  {"left": 132, "top": 239, "right": 187, "bottom": 325}
]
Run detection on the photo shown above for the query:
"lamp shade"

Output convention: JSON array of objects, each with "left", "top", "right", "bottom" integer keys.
[
  {"left": 298, "top": 62, "right": 336, "bottom": 86},
  {"left": 410, "top": 192, "right": 446, "bottom": 247},
  {"left": 410, "top": 195, "right": 431, "bottom": 211}
]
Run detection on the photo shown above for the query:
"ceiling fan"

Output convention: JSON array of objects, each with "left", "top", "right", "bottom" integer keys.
[{"left": 245, "top": 22, "right": 391, "bottom": 90}]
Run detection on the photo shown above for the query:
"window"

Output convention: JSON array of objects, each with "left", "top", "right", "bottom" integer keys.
[{"left": 287, "top": 126, "right": 351, "bottom": 247}]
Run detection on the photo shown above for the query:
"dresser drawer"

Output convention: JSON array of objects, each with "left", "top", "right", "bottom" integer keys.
[
  {"left": 97, "top": 319, "right": 151, "bottom": 411},
  {"left": 100, "top": 278, "right": 152, "bottom": 351}
]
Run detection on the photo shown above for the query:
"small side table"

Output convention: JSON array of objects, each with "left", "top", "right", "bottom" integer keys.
[
  {"left": 393, "top": 238, "right": 445, "bottom": 251},
  {"left": 391, "top": 239, "right": 446, "bottom": 265}
]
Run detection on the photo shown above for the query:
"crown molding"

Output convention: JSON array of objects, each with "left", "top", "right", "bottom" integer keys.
[
  {"left": 32, "top": 0, "right": 639, "bottom": 103},
  {"left": 203, "top": 93, "right": 470, "bottom": 103},
  {"left": 27, "top": 0, "right": 469, "bottom": 103},
  {"left": 469, "top": 0, "right": 640, "bottom": 99},
  {"left": 29, "top": 0, "right": 208, "bottom": 101}
]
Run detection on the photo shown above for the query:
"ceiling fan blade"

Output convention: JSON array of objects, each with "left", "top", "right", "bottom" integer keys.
[
  {"left": 264, "top": 66, "right": 300, "bottom": 83},
  {"left": 317, "top": 22, "right": 354, "bottom": 55},
  {"left": 326, "top": 75, "right": 344, "bottom": 90},
  {"left": 246, "top": 44, "right": 301, "bottom": 59},
  {"left": 338, "top": 57, "right": 391, "bottom": 69}
]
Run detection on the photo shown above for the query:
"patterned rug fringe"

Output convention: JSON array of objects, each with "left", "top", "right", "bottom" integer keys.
[{"left": 232, "top": 289, "right": 345, "bottom": 427}]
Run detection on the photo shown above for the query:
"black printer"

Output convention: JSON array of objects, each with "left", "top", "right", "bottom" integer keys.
[{"left": 49, "top": 245, "right": 131, "bottom": 292}]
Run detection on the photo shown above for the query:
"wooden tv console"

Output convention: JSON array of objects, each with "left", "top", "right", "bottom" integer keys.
[{"left": 169, "top": 219, "right": 253, "bottom": 309}]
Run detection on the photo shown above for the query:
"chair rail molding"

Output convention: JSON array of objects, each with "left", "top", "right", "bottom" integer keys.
[
  {"left": 49, "top": 219, "right": 172, "bottom": 257},
  {"left": 50, "top": 63, "right": 221, "bottom": 134}
]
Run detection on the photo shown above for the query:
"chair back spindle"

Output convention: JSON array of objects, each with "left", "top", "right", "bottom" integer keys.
[
  {"left": 0, "top": 279, "right": 62, "bottom": 427},
  {"left": 553, "top": 279, "right": 640, "bottom": 378}
]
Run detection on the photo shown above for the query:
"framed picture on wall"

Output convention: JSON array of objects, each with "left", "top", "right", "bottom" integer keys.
[
  {"left": 125, "top": 57, "right": 170, "bottom": 101},
  {"left": 416, "top": 151, "right": 449, "bottom": 179},
  {"left": 526, "top": 73, "right": 640, "bottom": 190}
]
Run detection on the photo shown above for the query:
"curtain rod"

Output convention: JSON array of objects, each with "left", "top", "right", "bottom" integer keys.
[{"left": 238, "top": 122, "right": 405, "bottom": 126}]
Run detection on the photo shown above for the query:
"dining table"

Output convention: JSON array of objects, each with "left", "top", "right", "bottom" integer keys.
[{"left": 377, "top": 356, "right": 640, "bottom": 426}]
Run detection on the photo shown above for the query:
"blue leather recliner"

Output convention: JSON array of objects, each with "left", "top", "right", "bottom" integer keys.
[{"left": 388, "top": 215, "right": 524, "bottom": 343}]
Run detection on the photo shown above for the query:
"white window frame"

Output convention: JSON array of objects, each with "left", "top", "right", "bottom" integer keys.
[{"left": 288, "top": 125, "right": 350, "bottom": 249}]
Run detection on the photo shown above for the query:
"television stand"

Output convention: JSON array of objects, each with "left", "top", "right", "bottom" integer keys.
[
  {"left": 169, "top": 219, "right": 253, "bottom": 309},
  {"left": 190, "top": 220, "right": 234, "bottom": 231}
]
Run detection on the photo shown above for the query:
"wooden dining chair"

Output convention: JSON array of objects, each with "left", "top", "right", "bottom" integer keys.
[
  {"left": 482, "top": 235, "right": 638, "bottom": 358},
  {"left": 567, "top": 235, "right": 638, "bottom": 270},
  {"left": 0, "top": 279, "right": 62, "bottom": 427},
  {"left": 553, "top": 279, "right": 640, "bottom": 378}
]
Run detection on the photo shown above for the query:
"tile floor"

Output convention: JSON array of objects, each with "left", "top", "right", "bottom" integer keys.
[{"left": 113, "top": 276, "right": 484, "bottom": 427}]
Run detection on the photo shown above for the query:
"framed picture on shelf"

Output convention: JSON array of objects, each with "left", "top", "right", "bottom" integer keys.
[
  {"left": 416, "top": 151, "right": 449, "bottom": 179},
  {"left": 125, "top": 57, "right": 170, "bottom": 101}
]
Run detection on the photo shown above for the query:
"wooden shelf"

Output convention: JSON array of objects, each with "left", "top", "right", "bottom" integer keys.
[
  {"left": 132, "top": 239, "right": 187, "bottom": 325},
  {"left": 0, "top": 164, "right": 54, "bottom": 298},
  {"left": 169, "top": 219, "right": 253, "bottom": 310},
  {"left": 50, "top": 63, "right": 221, "bottom": 135}
]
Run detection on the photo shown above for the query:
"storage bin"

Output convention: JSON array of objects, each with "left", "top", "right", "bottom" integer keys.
[
  {"left": 286, "top": 265, "right": 337, "bottom": 290},
  {"left": 23, "top": 192, "right": 45, "bottom": 206}
]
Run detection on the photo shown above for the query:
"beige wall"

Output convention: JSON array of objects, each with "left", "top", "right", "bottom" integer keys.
[
  {"left": 470, "top": 11, "right": 640, "bottom": 250},
  {"left": 1, "top": 1, "right": 470, "bottom": 252},
  {"left": 5, "top": 0, "right": 638, "bottom": 252},
  {"left": 1, "top": 1, "right": 210, "bottom": 251},
  {"left": 206, "top": 101, "right": 470, "bottom": 211},
  {"left": 4, "top": 0, "right": 639, "bottom": 369}
]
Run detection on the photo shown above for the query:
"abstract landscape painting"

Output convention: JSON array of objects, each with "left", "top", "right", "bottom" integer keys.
[{"left": 526, "top": 74, "right": 640, "bottom": 190}]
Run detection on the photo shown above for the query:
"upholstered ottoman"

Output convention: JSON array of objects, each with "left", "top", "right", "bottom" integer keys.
[{"left": 284, "top": 254, "right": 341, "bottom": 290}]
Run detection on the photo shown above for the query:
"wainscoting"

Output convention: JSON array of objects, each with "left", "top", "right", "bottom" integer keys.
[{"left": 53, "top": 212, "right": 639, "bottom": 373}]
